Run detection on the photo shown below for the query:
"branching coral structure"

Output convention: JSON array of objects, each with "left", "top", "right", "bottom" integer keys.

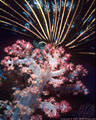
[{"left": 0, "top": 40, "right": 88, "bottom": 119}]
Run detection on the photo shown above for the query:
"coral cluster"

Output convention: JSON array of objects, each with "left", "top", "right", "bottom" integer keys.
[{"left": 0, "top": 40, "right": 88, "bottom": 119}]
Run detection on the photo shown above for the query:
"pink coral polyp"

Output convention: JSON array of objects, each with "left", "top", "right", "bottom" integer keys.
[{"left": 60, "top": 100, "right": 72, "bottom": 113}]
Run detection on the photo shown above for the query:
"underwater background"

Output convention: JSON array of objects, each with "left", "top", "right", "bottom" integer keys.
[
  {"left": 0, "top": 25, "right": 95, "bottom": 119},
  {"left": 0, "top": 0, "right": 95, "bottom": 119}
]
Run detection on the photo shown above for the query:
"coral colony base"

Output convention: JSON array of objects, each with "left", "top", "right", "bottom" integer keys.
[{"left": 0, "top": 40, "right": 88, "bottom": 119}]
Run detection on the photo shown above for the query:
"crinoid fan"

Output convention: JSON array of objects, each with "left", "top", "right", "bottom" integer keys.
[{"left": 0, "top": 0, "right": 95, "bottom": 119}]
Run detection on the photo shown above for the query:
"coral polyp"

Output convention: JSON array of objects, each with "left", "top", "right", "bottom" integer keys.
[{"left": 0, "top": 40, "right": 88, "bottom": 119}]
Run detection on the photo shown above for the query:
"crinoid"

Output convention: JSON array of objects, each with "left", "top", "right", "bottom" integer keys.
[
  {"left": 0, "top": 0, "right": 95, "bottom": 52},
  {"left": 0, "top": 0, "right": 95, "bottom": 119}
]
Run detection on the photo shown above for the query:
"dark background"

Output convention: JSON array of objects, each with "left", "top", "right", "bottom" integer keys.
[{"left": 0, "top": 0, "right": 95, "bottom": 118}]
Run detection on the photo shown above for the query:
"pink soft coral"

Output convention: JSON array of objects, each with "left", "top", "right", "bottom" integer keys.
[{"left": 1, "top": 40, "right": 88, "bottom": 119}]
